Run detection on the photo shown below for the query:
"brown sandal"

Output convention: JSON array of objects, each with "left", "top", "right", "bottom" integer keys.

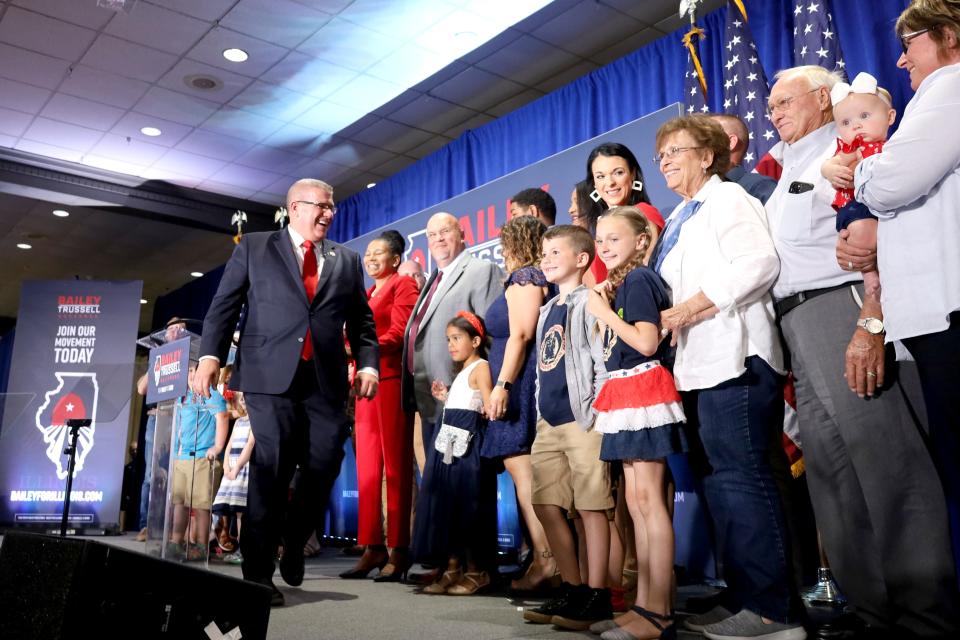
[
  {"left": 423, "top": 568, "right": 462, "bottom": 594},
  {"left": 447, "top": 570, "right": 491, "bottom": 595}
]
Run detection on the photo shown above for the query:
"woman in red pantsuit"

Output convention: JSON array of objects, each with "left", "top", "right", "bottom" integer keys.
[{"left": 340, "top": 230, "right": 419, "bottom": 581}]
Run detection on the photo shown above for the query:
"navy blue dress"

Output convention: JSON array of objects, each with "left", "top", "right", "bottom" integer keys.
[{"left": 481, "top": 266, "right": 552, "bottom": 458}]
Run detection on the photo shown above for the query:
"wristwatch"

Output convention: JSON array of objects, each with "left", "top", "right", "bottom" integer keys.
[
  {"left": 857, "top": 317, "right": 885, "bottom": 335},
  {"left": 495, "top": 380, "right": 513, "bottom": 391}
]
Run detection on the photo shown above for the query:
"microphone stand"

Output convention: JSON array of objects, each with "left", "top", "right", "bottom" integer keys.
[{"left": 60, "top": 418, "right": 91, "bottom": 537}]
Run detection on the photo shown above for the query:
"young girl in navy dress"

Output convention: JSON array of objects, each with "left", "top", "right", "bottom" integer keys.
[
  {"left": 585, "top": 206, "right": 686, "bottom": 640},
  {"left": 411, "top": 311, "right": 498, "bottom": 596}
]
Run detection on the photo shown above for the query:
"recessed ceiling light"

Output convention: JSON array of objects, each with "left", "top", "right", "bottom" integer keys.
[
  {"left": 222, "top": 48, "right": 249, "bottom": 63},
  {"left": 190, "top": 271, "right": 204, "bottom": 277},
  {"left": 16, "top": 243, "right": 32, "bottom": 250},
  {"left": 140, "top": 299, "right": 148, "bottom": 304},
  {"left": 140, "top": 126, "right": 162, "bottom": 137},
  {"left": 52, "top": 209, "right": 70, "bottom": 217},
  {"left": 366, "top": 182, "right": 376, "bottom": 189}
]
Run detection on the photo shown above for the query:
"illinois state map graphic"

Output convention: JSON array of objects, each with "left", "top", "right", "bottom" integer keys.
[{"left": 35, "top": 372, "right": 99, "bottom": 480}]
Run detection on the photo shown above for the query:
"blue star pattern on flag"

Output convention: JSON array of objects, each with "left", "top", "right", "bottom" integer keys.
[
  {"left": 684, "top": 25, "right": 709, "bottom": 115},
  {"left": 793, "top": 0, "right": 846, "bottom": 75},
  {"left": 722, "top": 0, "right": 779, "bottom": 170}
]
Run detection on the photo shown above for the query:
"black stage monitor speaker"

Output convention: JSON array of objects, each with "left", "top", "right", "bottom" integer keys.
[{"left": 0, "top": 532, "right": 271, "bottom": 640}]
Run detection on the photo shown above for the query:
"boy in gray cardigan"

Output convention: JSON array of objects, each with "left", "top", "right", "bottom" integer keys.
[{"left": 523, "top": 225, "right": 613, "bottom": 631}]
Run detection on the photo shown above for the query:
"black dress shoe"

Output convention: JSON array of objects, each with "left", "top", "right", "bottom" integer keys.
[
  {"left": 279, "top": 551, "right": 305, "bottom": 587},
  {"left": 372, "top": 547, "right": 410, "bottom": 583}
]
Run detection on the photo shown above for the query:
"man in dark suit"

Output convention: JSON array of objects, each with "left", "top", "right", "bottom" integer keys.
[{"left": 193, "top": 178, "right": 378, "bottom": 605}]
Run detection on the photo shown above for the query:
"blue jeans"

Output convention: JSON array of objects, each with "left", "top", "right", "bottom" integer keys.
[
  {"left": 138, "top": 414, "right": 156, "bottom": 530},
  {"left": 684, "top": 356, "right": 800, "bottom": 623}
]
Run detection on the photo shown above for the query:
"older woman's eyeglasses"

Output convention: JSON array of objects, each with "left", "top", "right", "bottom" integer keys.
[
  {"left": 900, "top": 28, "right": 930, "bottom": 54},
  {"left": 293, "top": 200, "right": 337, "bottom": 215},
  {"left": 654, "top": 146, "right": 704, "bottom": 163},
  {"left": 765, "top": 87, "right": 821, "bottom": 117}
]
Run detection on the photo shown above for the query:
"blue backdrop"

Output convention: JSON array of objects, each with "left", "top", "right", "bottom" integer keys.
[{"left": 330, "top": 0, "right": 910, "bottom": 243}]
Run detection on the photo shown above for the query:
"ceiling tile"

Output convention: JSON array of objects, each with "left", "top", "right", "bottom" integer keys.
[
  {"left": 207, "top": 163, "right": 286, "bottom": 191},
  {"left": 187, "top": 28, "right": 291, "bottom": 78},
  {"left": 12, "top": 0, "right": 116, "bottom": 29},
  {"left": 589, "top": 27, "right": 666, "bottom": 66},
  {"left": 349, "top": 119, "right": 434, "bottom": 154},
  {"left": 104, "top": 1, "right": 210, "bottom": 56},
  {"left": 0, "top": 133, "right": 17, "bottom": 148},
  {"left": 235, "top": 144, "right": 310, "bottom": 174},
  {"left": 87, "top": 133, "right": 169, "bottom": 165},
  {"left": 200, "top": 107, "right": 287, "bottom": 143},
  {"left": 289, "top": 0, "right": 355, "bottom": 12},
  {"left": 312, "top": 139, "right": 391, "bottom": 170},
  {"left": 337, "top": 113, "right": 381, "bottom": 139},
  {"left": 294, "top": 157, "right": 354, "bottom": 183},
  {"left": 0, "top": 106, "right": 32, "bottom": 137},
  {"left": 370, "top": 154, "right": 416, "bottom": 176},
  {"left": 229, "top": 81, "right": 319, "bottom": 121},
  {"left": 80, "top": 35, "right": 179, "bottom": 83},
  {"left": 158, "top": 58, "right": 255, "bottom": 104},
  {"left": 458, "top": 27, "right": 523, "bottom": 65},
  {"left": 461, "top": 0, "right": 558, "bottom": 24},
  {"left": 151, "top": 149, "right": 228, "bottom": 181},
  {"left": 430, "top": 67, "right": 525, "bottom": 112},
  {"left": 507, "top": 0, "right": 580, "bottom": 31},
  {"left": 335, "top": 171, "right": 383, "bottom": 195},
  {"left": 371, "top": 90, "right": 422, "bottom": 117},
  {"left": 0, "top": 42, "right": 72, "bottom": 89},
  {"left": 111, "top": 112, "right": 193, "bottom": 147},
  {"left": 15, "top": 139, "right": 84, "bottom": 163},
  {"left": 220, "top": 0, "right": 332, "bottom": 46},
  {"left": 325, "top": 74, "right": 406, "bottom": 111},
  {"left": 175, "top": 129, "right": 257, "bottom": 162},
  {"left": 535, "top": 60, "right": 598, "bottom": 93},
  {"left": 40, "top": 94, "right": 127, "bottom": 132},
  {"left": 145, "top": 0, "right": 236, "bottom": 22},
  {"left": 194, "top": 180, "right": 259, "bottom": 200},
  {"left": 58, "top": 65, "right": 151, "bottom": 110},
  {"left": 337, "top": 0, "right": 454, "bottom": 38},
  {"left": 133, "top": 86, "right": 221, "bottom": 126},
  {"left": 408, "top": 60, "right": 469, "bottom": 93},
  {"left": 261, "top": 122, "right": 333, "bottom": 155},
  {"left": 295, "top": 101, "right": 368, "bottom": 136},
  {"left": 474, "top": 35, "right": 580, "bottom": 86},
  {"left": 388, "top": 94, "right": 476, "bottom": 134},
  {"left": 22, "top": 117, "right": 104, "bottom": 152},
  {"left": 297, "top": 17, "right": 403, "bottom": 72},
  {"left": 139, "top": 166, "right": 203, "bottom": 189},
  {"left": 599, "top": 0, "right": 673, "bottom": 23},
  {"left": 0, "top": 78, "right": 52, "bottom": 114},
  {"left": 259, "top": 51, "right": 358, "bottom": 99},
  {"left": 485, "top": 87, "right": 544, "bottom": 117},
  {"left": 249, "top": 189, "right": 287, "bottom": 205},
  {"left": 443, "top": 112, "right": 494, "bottom": 138},
  {"left": 0, "top": 6, "right": 98, "bottom": 61},
  {"left": 81, "top": 154, "right": 148, "bottom": 177},
  {"left": 413, "top": 8, "right": 502, "bottom": 57},
  {"left": 533, "top": 2, "right": 642, "bottom": 57},
  {"left": 365, "top": 43, "right": 449, "bottom": 89},
  {"left": 406, "top": 134, "right": 451, "bottom": 159}
]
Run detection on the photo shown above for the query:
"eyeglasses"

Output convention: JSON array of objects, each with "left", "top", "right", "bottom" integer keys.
[
  {"left": 654, "top": 146, "right": 704, "bottom": 163},
  {"left": 766, "top": 87, "right": 821, "bottom": 116},
  {"left": 900, "top": 28, "right": 930, "bottom": 54},
  {"left": 426, "top": 225, "right": 458, "bottom": 241},
  {"left": 293, "top": 200, "right": 337, "bottom": 215}
]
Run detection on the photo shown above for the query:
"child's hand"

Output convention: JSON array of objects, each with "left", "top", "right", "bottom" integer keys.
[
  {"left": 431, "top": 380, "right": 448, "bottom": 402},
  {"left": 586, "top": 288, "right": 610, "bottom": 319},
  {"left": 225, "top": 468, "right": 238, "bottom": 481},
  {"left": 821, "top": 153, "right": 857, "bottom": 190}
]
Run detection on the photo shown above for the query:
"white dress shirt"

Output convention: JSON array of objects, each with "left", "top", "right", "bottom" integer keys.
[
  {"left": 287, "top": 225, "right": 324, "bottom": 277},
  {"left": 765, "top": 122, "right": 863, "bottom": 299},
  {"left": 659, "top": 175, "right": 785, "bottom": 391},
  {"left": 855, "top": 62, "right": 960, "bottom": 342},
  {"left": 418, "top": 248, "right": 468, "bottom": 319}
]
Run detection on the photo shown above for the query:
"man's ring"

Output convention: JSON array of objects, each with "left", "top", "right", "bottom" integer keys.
[
  {"left": 847, "top": 261, "right": 854, "bottom": 269},
  {"left": 866, "top": 371, "right": 877, "bottom": 378}
]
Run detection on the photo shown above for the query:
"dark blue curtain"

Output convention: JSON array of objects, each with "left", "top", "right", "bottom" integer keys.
[
  {"left": 331, "top": 0, "right": 910, "bottom": 242},
  {"left": 0, "top": 328, "right": 13, "bottom": 396}
]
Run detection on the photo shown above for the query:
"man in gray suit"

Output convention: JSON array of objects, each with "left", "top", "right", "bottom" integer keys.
[{"left": 402, "top": 212, "right": 502, "bottom": 452}]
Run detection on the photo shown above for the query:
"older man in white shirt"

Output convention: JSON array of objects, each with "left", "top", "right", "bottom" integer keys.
[{"left": 765, "top": 65, "right": 959, "bottom": 637}]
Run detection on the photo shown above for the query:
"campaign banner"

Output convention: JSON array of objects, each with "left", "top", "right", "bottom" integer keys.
[
  {"left": 0, "top": 280, "right": 142, "bottom": 530},
  {"left": 343, "top": 104, "right": 684, "bottom": 273},
  {"left": 145, "top": 336, "right": 190, "bottom": 405}
]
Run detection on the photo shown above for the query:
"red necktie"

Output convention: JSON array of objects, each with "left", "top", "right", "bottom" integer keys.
[
  {"left": 301, "top": 240, "right": 318, "bottom": 360},
  {"left": 405, "top": 270, "right": 442, "bottom": 374}
]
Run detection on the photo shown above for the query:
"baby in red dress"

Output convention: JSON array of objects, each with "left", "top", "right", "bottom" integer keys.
[{"left": 822, "top": 72, "right": 897, "bottom": 297}]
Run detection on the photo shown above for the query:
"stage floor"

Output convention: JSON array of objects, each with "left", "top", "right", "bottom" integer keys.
[{"left": 98, "top": 533, "right": 713, "bottom": 640}]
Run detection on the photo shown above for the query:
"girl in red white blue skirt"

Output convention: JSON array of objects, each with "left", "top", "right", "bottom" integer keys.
[{"left": 585, "top": 205, "right": 686, "bottom": 640}]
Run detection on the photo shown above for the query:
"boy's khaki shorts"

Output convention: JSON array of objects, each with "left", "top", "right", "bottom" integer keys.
[
  {"left": 172, "top": 457, "right": 218, "bottom": 510},
  {"left": 531, "top": 418, "right": 613, "bottom": 512}
]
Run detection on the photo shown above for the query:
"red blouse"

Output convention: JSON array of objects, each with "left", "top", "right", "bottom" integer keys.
[{"left": 367, "top": 273, "right": 419, "bottom": 380}]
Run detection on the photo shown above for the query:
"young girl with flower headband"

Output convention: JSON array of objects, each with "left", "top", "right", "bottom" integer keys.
[
  {"left": 821, "top": 71, "right": 897, "bottom": 298},
  {"left": 410, "top": 310, "right": 498, "bottom": 596}
]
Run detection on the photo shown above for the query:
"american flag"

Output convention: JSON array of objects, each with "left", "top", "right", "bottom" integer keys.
[
  {"left": 683, "top": 22, "right": 709, "bottom": 114},
  {"left": 793, "top": 0, "right": 845, "bottom": 74},
  {"left": 721, "top": 0, "right": 778, "bottom": 170}
]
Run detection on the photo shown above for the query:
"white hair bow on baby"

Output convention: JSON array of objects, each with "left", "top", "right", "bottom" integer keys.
[{"left": 830, "top": 72, "right": 880, "bottom": 106}]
